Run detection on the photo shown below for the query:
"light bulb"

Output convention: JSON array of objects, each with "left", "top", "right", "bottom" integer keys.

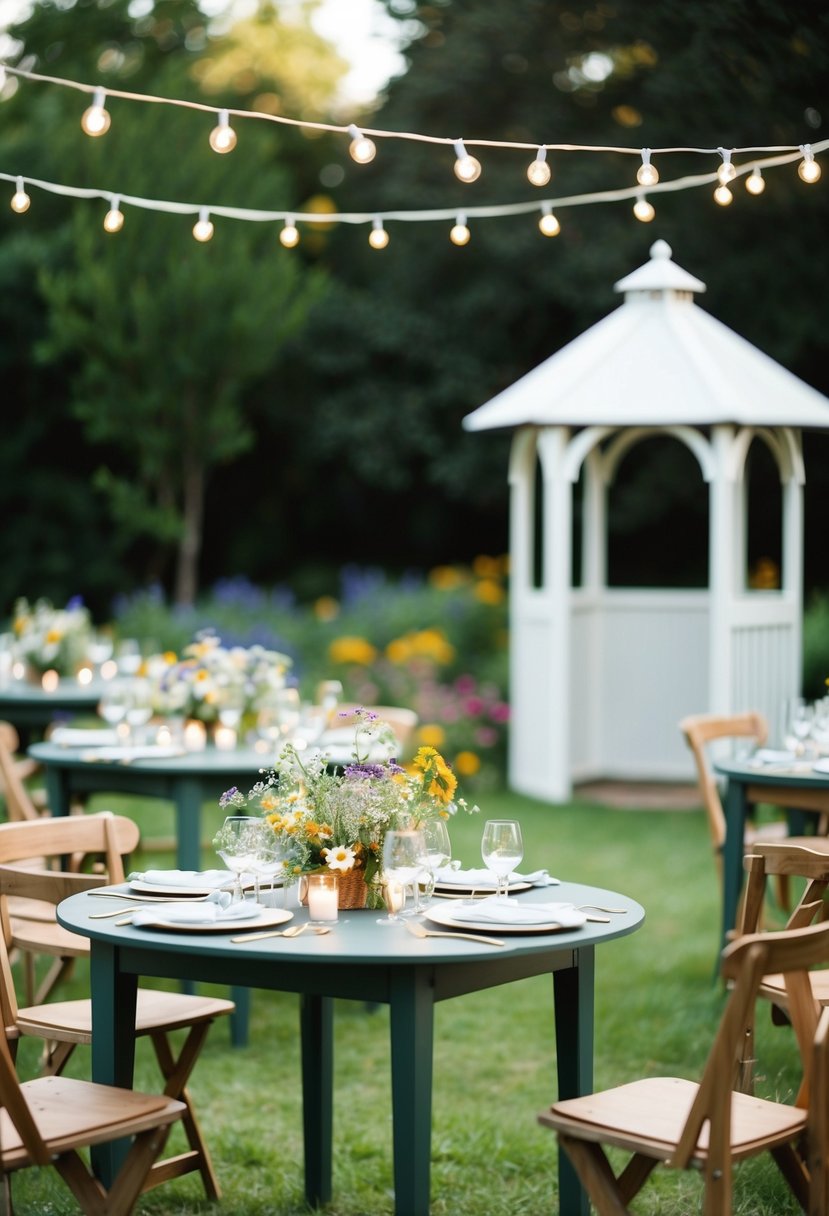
[
  {"left": 450, "top": 214, "right": 470, "bottom": 245},
  {"left": 453, "top": 139, "right": 481, "bottom": 184},
  {"left": 280, "top": 218, "right": 300, "bottom": 248},
  {"left": 717, "top": 148, "right": 736, "bottom": 184},
  {"left": 632, "top": 195, "right": 655, "bottom": 222},
  {"left": 81, "top": 87, "right": 111, "bottom": 137},
  {"left": 193, "top": 208, "right": 214, "bottom": 242},
  {"left": 10, "top": 176, "right": 30, "bottom": 214},
  {"left": 103, "top": 196, "right": 124, "bottom": 232},
  {"left": 526, "top": 147, "right": 551, "bottom": 187},
  {"left": 714, "top": 184, "right": 733, "bottom": 206},
  {"left": 368, "top": 218, "right": 389, "bottom": 249},
  {"left": 348, "top": 124, "right": 376, "bottom": 165},
  {"left": 209, "top": 109, "right": 237, "bottom": 154},
  {"left": 538, "top": 208, "right": 560, "bottom": 237},
  {"left": 636, "top": 149, "right": 658, "bottom": 186},
  {"left": 745, "top": 167, "right": 765, "bottom": 195},
  {"left": 798, "top": 146, "right": 821, "bottom": 183}
]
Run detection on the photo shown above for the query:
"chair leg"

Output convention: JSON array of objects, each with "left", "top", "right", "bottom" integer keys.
[
  {"left": 558, "top": 1133, "right": 631, "bottom": 1216},
  {"left": 770, "top": 1143, "right": 809, "bottom": 1211},
  {"left": 32, "top": 955, "right": 76, "bottom": 1006},
  {"left": 149, "top": 1024, "right": 221, "bottom": 1200}
]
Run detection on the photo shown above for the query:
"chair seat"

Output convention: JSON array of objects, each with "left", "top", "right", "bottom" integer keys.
[
  {"left": 744, "top": 819, "right": 789, "bottom": 845},
  {"left": 18, "top": 988, "right": 236, "bottom": 1043},
  {"left": 542, "top": 1076, "right": 807, "bottom": 1161},
  {"left": 0, "top": 1074, "right": 185, "bottom": 1169},
  {"left": 760, "top": 971, "right": 829, "bottom": 1006},
  {"left": 9, "top": 916, "right": 88, "bottom": 957}
]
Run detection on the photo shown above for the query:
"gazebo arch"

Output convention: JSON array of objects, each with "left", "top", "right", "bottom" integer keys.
[{"left": 464, "top": 241, "right": 829, "bottom": 802}]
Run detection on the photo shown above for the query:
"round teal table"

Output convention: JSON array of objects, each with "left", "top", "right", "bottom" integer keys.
[{"left": 58, "top": 880, "right": 645, "bottom": 1216}]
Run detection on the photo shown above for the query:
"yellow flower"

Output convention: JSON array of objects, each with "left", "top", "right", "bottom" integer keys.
[
  {"left": 453, "top": 750, "right": 481, "bottom": 777},
  {"left": 328, "top": 636, "right": 378, "bottom": 666},
  {"left": 417, "top": 723, "right": 446, "bottom": 748},
  {"left": 314, "top": 595, "right": 340, "bottom": 622},
  {"left": 473, "top": 579, "right": 505, "bottom": 605},
  {"left": 472, "top": 554, "right": 502, "bottom": 579},
  {"left": 386, "top": 637, "right": 413, "bottom": 664},
  {"left": 387, "top": 629, "right": 455, "bottom": 666},
  {"left": 428, "top": 565, "right": 469, "bottom": 590}
]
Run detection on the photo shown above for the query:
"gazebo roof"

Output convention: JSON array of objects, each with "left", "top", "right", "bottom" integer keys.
[{"left": 463, "top": 240, "right": 829, "bottom": 432}]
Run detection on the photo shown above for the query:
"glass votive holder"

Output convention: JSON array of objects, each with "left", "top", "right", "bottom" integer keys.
[{"left": 306, "top": 872, "right": 339, "bottom": 923}]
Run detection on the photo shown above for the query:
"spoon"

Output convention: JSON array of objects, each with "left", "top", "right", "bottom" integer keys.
[
  {"left": 576, "top": 904, "right": 628, "bottom": 914},
  {"left": 230, "top": 924, "right": 330, "bottom": 944}
]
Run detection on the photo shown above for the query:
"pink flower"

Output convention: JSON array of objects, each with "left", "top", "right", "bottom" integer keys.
[
  {"left": 490, "top": 702, "right": 510, "bottom": 723},
  {"left": 463, "top": 696, "right": 485, "bottom": 716}
]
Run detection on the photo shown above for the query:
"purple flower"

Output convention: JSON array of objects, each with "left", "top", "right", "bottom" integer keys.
[{"left": 219, "top": 786, "right": 240, "bottom": 807}]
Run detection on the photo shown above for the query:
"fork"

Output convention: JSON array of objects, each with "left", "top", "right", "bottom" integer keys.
[
  {"left": 404, "top": 920, "right": 504, "bottom": 947},
  {"left": 89, "top": 895, "right": 223, "bottom": 918},
  {"left": 576, "top": 904, "right": 628, "bottom": 914}
]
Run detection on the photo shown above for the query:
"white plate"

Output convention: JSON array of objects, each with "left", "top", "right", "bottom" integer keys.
[
  {"left": 79, "top": 745, "right": 187, "bottom": 762},
  {"left": 424, "top": 903, "right": 586, "bottom": 935},
  {"left": 432, "top": 880, "right": 532, "bottom": 897},
  {"left": 132, "top": 908, "right": 293, "bottom": 935},
  {"left": 813, "top": 758, "right": 829, "bottom": 774},
  {"left": 129, "top": 878, "right": 259, "bottom": 898}
]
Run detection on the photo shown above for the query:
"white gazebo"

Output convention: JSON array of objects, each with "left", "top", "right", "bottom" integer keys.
[{"left": 463, "top": 240, "right": 829, "bottom": 802}]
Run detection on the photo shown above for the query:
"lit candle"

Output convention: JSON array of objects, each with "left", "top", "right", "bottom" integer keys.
[
  {"left": 41, "top": 669, "right": 59, "bottom": 692},
  {"left": 76, "top": 666, "right": 93, "bottom": 686},
  {"left": 306, "top": 873, "right": 339, "bottom": 922},
  {"left": 183, "top": 719, "right": 207, "bottom": 751},
  {"left": 214, "top": 725, "right": 237, "bottom": 751}
]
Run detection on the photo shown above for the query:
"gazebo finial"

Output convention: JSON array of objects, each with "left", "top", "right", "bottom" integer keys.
[{"left": 613, "top": 239, "right": 706, "bottom": 296}]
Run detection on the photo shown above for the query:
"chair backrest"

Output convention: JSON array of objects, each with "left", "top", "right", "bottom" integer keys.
[
  {"left": 679, "top": 711, "right": 768, "bottom": 852},
  {"left": 336, "top": 705, "right": 419, "bottom": 756},
  {"left": 738, "top": 841, "right": 829, "bottom": 938},
  {"left": 0, "top": 723, "right": 41, "bottom": 823},
  {"left": 671, "top": 920, "right": 829, "bottom": 1177}
]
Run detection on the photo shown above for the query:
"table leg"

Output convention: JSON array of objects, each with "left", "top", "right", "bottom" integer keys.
[
  {"left": 89, "top": 941, "right": 139, "bottom": 1186},
  {"left": 721, "top": 778, "right": 749, "bottom": 956},
  {"left": 42, "top": 766, "right": 71, "bottom": 817},
  {"left": 389, "top": 969, "right": 435, "bottom": 1216},
  {"left": 300, "top": 993, "right": 334, "bottom": 1207},
  {"left": 554, "top": 949, "right": 594, "bottom": 1216}
]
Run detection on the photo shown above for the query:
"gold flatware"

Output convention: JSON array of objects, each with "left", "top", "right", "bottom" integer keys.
[
  {"left": 404, "top": 920, "right": 504, "bottom": 947},
  {"left": 88, "top": 890, "right": 233, "bottom": 902},
  {"left": 89, "top": 895, "right": 222, "bottom": 917},
  {"left": 230, "top": 924, "right": 330, "bottom": 944},
  {"left": 576, "top": 904, "right": 627, "bottom": 914}
]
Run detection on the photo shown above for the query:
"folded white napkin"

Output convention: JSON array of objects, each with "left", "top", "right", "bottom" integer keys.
[
  {"left": 131, "top": 898, "right": 262, "bottom": 927},
  {"left": 434, "top": 866, "right": 559, "bottom": 888},
  {"left": 753, "top": 748, "right": 797, "bottom": 764},
  {"left": 447, "top": 898, "right": 586, "bottom": 927},
  {"left": 130, "top": 869, "right": 235, "bottom": 890},
  {"left": 50, "top": 727, "right": 121, "bottom": 747}
]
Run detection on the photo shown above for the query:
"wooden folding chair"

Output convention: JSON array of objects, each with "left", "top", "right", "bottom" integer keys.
[
  {"left": 538, "top": 920, "right": 829, "bottom": 1215},
  {"left": 0, "top": 814, "right": 234, "bottom": 1201},
  {"left": 0, "top": 999, "right": 186, "bottom": 1214},
  {"left": 680, "top": 711, "right": 793, "bottom": 922},
  {"left": 0, "top": 722, "right": 44, "bottom": 817}
]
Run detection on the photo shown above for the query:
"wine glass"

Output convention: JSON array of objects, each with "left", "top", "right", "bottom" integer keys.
[
  {"left": 785, "top": 697, "right": 815, "bottom": 757},
  {"left": 249, "top": 822, "right": 288, "bottom": 905},
  {"left": 416, "top": 819, "right": 452, "bottom": 910},
  {"left": 98, "top": 681, "right": 129, "bottom": 730},
  {"left": 481, "top": 819, "right": 524, "bottom": 900},
  {"left": 124, "top": 677, "right": 154, "bottom": 743},
  {"left": 377, "top": 828, "right": 425, "bottom": 925},
  {"left": 214, "top": 815, "right": 259, "bottom": 902},
  {"left": 218, "top": 685, "right": 246, "bottom": 731}
]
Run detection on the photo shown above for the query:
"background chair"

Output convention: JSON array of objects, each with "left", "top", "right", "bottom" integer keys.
[
  {"left": 538, "top": 921, "right": 829, "bottom": 1216},
  {"left": 680, "top": 711, "right": 793, "bottom": 923},
  {"left": 0, "top": 813, "right": 234, "bottom": 1200},
  {"left": 0, "top": 721, "right": 45, "bottom": 816}
]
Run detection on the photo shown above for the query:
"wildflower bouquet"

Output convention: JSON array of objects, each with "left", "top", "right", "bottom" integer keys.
[
  {"left": 12, "top": 596, "right": 93, "bottom": 676},
  {"left": 147, "top": 631, "right": 292, "bottom": 723},
  {"left": 219, "top": 710, "right": 479, "bottom": 906}
]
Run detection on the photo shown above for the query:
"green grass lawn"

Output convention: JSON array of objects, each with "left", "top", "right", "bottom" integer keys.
[{"left": 9, "top": 788, "right": 806, "bottom": 1215}]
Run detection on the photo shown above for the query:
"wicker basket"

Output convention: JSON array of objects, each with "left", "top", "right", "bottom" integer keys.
[{"left": 300, "top": 868, "right": 369, "bottom": 910}]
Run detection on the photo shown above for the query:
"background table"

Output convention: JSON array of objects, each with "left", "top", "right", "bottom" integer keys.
[
  {"left": 0, "top": 679, "right": 107, "bottom": 742},
  {"left": 29, "top": 740, "right": 274, "bottom": 872},
  {"left": 58, "top": 880, "right": 645, "bottom": 1216},
  {"left": 714, "top": 757, "right": 829, "bottom": 954}
]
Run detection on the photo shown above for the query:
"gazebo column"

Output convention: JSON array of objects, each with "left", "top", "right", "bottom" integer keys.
[{"left": 707, "top": 424, "right": 738, "bottom": 717}]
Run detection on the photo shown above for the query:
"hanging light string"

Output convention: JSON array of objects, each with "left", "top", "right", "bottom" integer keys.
[
  {"left": 0, "top": 61, "right": 822, "bottom": 164},
  {"left": 2, "top": 139, "right": 825, "bottom": 237}
]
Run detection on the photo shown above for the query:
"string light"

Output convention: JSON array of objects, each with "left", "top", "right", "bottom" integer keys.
[
  {"left": 538, "top": 204, "right": 560, "bottom": 236},
  {"left": 636, "top": 149, "right": 659, "bottom": 187},
  {"left": 450, "top": 212, "right": 470, "bottom": 245},
  {"left": 798, "top": 144, "right": 821, "bottom": 183},
  {"left": 208, "top": 109, "right": 237, "bottom": 154},
  {"left": 453, "top": 140, "right": 481, "bottom": 184},
  {"left": 280, "top": 216, "right": 300, "bottom": 247},
  {"left": 632, "top": 193, "right": 655, "bottom": 222},
  {"left": 80, "top": 86, "right": 111, "bottom": 137},
  {"left": 10, "top": 175, "right": 30, "bottom": 213},
  {"left": 717, "top": 148, "right": 736, "bottom": 185},
  {"left": 368, "top": 216, "right": 389, "bottom": 248},
  {"left": 527, "top": 146, "right": 551, "bottom": 187},
  {"left": 713, "top": 184, "right": 733, "bottom": 206},
  {"left": 745, "top": 167, "right": 765, "bottom": 195},
  {"left": 348, "top": 124, "right": 376, "bottom": 165},
  {"left": 103, "top": 195, "right": 124, "bottom": 232},
  {"left": 192, "top": 207, "right": 214, "bottom": 242}
]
